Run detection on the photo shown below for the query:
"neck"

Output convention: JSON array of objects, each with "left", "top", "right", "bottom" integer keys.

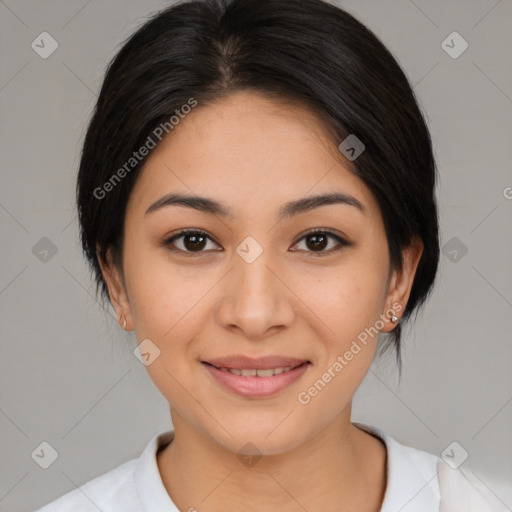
[{"left": 157, "top": 409, "right": 387, "bottom": 512}]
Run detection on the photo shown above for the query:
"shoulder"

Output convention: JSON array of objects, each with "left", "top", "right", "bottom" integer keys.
[
  {"left": 354, "top": 422, "right": 508, "bottom": 512},
  {"left": 33, "top": 458, "right": 141, "bottom": 512},
  {"left": 436, "top": 460, "right": 510, "bottom": 511},
  {"left": 33, "top": 431, "right": 176, "bottom": 512}
]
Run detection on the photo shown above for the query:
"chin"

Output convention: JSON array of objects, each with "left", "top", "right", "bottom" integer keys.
[{"left": 206, "top": 417, "right": 306, "bottom": 457}]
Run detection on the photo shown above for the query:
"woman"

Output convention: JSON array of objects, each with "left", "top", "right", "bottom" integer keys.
[{"left": 34, "top": 0, "right": 504, "bottom": 510}]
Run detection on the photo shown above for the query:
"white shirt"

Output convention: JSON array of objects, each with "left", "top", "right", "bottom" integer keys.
[{"left": 34, "top": 422, "right": 506, "bottom": 511}]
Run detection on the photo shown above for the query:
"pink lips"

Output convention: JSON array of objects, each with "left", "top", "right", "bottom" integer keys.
[{"left": 201, "top": 355, "right": 311, "bottom": 398}]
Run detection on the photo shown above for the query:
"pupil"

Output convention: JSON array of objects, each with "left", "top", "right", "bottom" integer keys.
[
  {"left": 184, "top": 234, "right": 206, "bottom": 251},
  {"left": 307, "top": 233, "right": 327, "bottom": 251}
]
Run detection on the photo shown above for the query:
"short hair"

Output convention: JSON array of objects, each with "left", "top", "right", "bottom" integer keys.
[{"left": 77, "top": 0, "right": 440, "bottom": 373}]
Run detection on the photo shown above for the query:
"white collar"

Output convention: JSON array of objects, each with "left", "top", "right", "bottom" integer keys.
[
  {"left": 134, "top": 430, "right": 177, "bottom": 511},
  {"left": 353, "top": 422, "right": 440, "bottom": 511}
]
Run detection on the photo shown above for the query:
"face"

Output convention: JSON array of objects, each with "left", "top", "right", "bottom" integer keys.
[{"left": 100, "top": 91, "right": 422, "bottom": 455}]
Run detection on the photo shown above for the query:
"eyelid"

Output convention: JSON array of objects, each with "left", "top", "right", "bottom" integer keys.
[
  {"left": 165, "top": 227, "right": 216, "bottom": 242},
  {"left": 293, "top": 227, "right": 348, "bottom": 243}
]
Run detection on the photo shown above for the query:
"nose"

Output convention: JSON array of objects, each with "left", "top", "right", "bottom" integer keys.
[{"left": 215, "top": 245, "right": 296, "bottom": 341}]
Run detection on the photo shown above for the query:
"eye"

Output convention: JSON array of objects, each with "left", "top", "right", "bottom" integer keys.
[
  {"left": 163, "top": 229, "right": 222, "bottom": 256},
  {"left": 163, "top": 228, "right": 349, "bottom": 257},
  {"left": 291, "top": 229, "right": 349, "bottom": 256}
]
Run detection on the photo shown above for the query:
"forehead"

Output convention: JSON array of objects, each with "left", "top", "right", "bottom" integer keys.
[{"left": 126, "top": 91, "right": 379, "bottom": 221}]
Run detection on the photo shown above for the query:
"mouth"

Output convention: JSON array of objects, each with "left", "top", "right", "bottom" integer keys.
[
  {"left": 200, "top": 355, "right": 311, "bottom": 398},
  {"left": 202, "top": 360, "right": 309, "bottom": 377}
]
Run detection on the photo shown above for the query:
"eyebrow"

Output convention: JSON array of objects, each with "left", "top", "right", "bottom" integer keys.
[{"left": 144, "top": 192, "right": 365, "bottom": 220}]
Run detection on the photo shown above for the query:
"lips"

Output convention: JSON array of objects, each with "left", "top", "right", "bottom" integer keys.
[{"left": 201, "top": 356, "right": 311, "bottom": 398}]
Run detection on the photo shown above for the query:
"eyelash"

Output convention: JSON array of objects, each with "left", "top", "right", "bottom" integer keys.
[{"left": 162, "top": 228, "right": 349, "bottom": 257}]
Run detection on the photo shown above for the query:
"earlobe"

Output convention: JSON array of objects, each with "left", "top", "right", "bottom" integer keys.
[
  {"left": 97, "top": 245, "right": 133, "bottom": 331},
  {"left": 382, "top": 237, "right": 424, "bottom": 331}
]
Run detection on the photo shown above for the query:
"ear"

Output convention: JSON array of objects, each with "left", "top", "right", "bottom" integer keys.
[
  {"left": 97, "top": 245, "right": 133, "bottom": 331},
  {"left": 381, "top": 237, "right": 424, "bottom": 333}
]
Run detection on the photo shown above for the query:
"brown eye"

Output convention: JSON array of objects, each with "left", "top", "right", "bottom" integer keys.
[
  {"left": 183, "top": 233, "right": 207, "bottom": 251},
  {"left": 305, "top": 232, "right": 329, "bottom": 251},
  {"left": 164, "top": 230, "right": 221, "bottom": 255},
  {"left": 291, "top": 229, "right": 348, "bottom": 256}
]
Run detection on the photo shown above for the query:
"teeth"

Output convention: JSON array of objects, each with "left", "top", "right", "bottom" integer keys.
[
  {"left": 218, "top": 365, "right": 298, "bottom": 377},
  {"left": 255, "top": 369, "right": 274, "bottom": 377}
]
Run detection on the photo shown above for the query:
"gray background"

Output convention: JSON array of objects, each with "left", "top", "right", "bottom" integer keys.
[{"left": 1, "top": 0, "right": 511, "bottom": 510}]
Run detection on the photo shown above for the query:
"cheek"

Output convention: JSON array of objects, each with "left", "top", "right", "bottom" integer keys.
[
  {"left": 123, "top": 240, "right": 212, "bottom": 339},
  {"left": 293, "top": 273, "right": 384, "bottom": 419},
  {"left": 123, "top": 251, "right": 211, "bottom": 406},
  {"left": 297, "top": 262, "right": 387, "bottom": 344}
]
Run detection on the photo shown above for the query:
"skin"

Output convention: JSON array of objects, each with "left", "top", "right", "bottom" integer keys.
[{"left": 99, "top": 90, "right": 423, "bottom": 512}]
